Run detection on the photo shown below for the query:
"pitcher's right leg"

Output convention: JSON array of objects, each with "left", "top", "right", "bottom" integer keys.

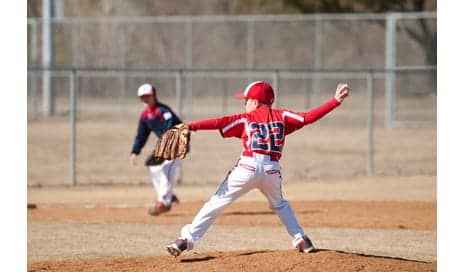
[
  {"left": 258, "top": 173, "right": 315, "bottom": 252},
  {"left": 167, "top": 164, "right": 256, "bottom": 256}
]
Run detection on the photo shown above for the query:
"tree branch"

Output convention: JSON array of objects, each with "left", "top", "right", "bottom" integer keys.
[{"left": 403, "top": 25, "right": 425, "bottom": 45}]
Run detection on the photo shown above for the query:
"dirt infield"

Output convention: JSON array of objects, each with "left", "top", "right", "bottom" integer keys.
[
  {"left": 28, "top": 178, "right": 436, "bottom": 271},
  {"left": 28, "top": 201, "right": 435, "bottom": 230}
]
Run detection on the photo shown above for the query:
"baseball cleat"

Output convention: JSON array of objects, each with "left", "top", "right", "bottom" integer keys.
[
  {"left": 166, "top": 238, "right": 188, "bottom": 257},
  {"left": 171, "top": 194, "right": 180, "bottom": 206},
  {"left": 295, "top": 236, "right": 315, "bottom": 253},
  {"left": 147, "top": 201, "right": 171, "bottom": 216}
]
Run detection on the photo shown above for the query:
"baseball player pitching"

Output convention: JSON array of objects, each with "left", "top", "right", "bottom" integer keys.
[
  {"left": 130, "top": 83, "right": 183, "bottom": 216},
  {"left": 166, "top": 81, "right": 350, "bottom": 256}
]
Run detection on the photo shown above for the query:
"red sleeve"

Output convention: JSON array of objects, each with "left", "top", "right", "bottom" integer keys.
[
  {"left": 188, "top": 114, "right": 246, "bottom": 138},
  {"left": 188, "top": 118, "right": 222, "bottom": 131},
  {"left": 284, "top": 98, "right": 341, "bottom": 135},
  {"left": 303, "top": 98, "right": 340, "bottom": 124}
]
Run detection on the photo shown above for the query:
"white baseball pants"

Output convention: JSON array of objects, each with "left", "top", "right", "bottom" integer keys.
[
  {"left": 180, "top": 154, "right": 306, "bottom": 250},
  {"left": 148, "top": 158, "right": 180, "bottom": 205}
]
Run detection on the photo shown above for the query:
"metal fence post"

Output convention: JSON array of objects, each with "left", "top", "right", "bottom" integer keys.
[
  {"left": 42, "top": 0, "right": 55, "bottom": 116},
  {"left": 272, "top": 70, "right": 279, "bottom": 108},
  {"left": 29, "top": 73, "right": 38, "bottom": 120},
  {"left": 30, "top": 22, "right": 39, "bottom": 120},
  {"left": 247, "top": 19, "right": 255, "bottom": 82},
  {"left": 185, "top": 19, "right": 193, "bottom": 114},
  {"left": 385, "top": 13, "right": 397, "bottom": 129},
  {"left": 175, "top": 70, "right": 183, "bottom": 184},
  {"left": 186, "top": 19, "right": 193, "bottom": 69},
  {"left": 72, "top": 19, "right": 79, "bottom": 67},
  {"left": 222, "top": 81, "right": 228, "bottom": 115},
  {"left": 119, "top": 23, "right": 128, "bottom": 120},
  {"left": 70, "top": 69, "right": 77, "bottom": 186},
  {"left": 31, "top": 20, "right": 38, "bottom": 66},
  {"left": 312, "top": 16, "right": 322, "bottom": 107},
  {"left": 176, "top": 70, "right": 183, "bottom": 117},
  {"left": 366, "top": 71, "right": 374, "bottom": 176}
]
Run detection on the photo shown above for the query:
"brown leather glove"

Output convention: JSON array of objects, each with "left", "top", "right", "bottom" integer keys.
[{"left": 145, "top": 123, "right": 190, "bottom": 166}]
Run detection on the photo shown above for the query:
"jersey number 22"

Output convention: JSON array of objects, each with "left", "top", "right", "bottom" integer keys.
[{"left": 249, "top": 122, "right": 284, "bottom": 153}]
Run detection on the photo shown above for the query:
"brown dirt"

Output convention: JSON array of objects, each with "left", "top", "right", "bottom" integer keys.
[
  {"left": 28, "top": 249, "right": 436, "bottom": 272},
  {"left": 28, "top": 200, "right": 436, "bottom": 230},
  {"left": 27, "top": 180, "right": 436, "bottom": 271}
]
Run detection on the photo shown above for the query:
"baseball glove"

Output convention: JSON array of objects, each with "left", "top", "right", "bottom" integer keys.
[{"left": 145, "top": 123, "right": 190, "bottom": 166}]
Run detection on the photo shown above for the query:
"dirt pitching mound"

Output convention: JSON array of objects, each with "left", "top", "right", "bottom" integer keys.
[{"left": 28, "top": 249, "right": 436, "bottom": 272}]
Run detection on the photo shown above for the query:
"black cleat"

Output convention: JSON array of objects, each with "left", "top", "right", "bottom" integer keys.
[
  {"left": 295, "top": 236, "right": 315, "bottom": 253},
  {"left": 166, "top": 238, "right": 188, "bottom": 257},
  {"left": 171, "top": 194, "right": 180, "bottom": 206}
]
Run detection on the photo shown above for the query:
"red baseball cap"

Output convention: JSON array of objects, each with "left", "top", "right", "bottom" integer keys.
[{"left": 234, "top": 81, "right": 275, "bottom": 105}]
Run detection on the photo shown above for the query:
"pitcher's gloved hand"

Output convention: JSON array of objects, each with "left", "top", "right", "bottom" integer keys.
[{"left": 145, "top": 123, "right": 190, "bottom": 166}]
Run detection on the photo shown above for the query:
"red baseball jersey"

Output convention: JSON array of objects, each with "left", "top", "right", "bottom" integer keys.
[{"left": 188, "top": 98, "right": 341, "bottom": 161}]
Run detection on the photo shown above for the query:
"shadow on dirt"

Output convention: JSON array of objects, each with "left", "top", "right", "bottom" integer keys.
[
  {"left": 315, "top": 248, "right": 431, "bottom": 263},
  {"left": 180, "top": 256, "right": 216, "bottom": 263},
  {"left": 180, "top": 250, "right": 271, "bottom": 263},
  {"left": 237, "top": 250, "right": 271, "bottom": 256},
  {"left": 180, "top": 249, "right": 432, "bottom": 264}
]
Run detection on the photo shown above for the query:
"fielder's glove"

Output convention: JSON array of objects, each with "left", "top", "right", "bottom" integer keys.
[{"left": 145, "top": 123, "right": 190, "bottom": 166}]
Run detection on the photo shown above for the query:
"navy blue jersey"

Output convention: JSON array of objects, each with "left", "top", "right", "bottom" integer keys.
[{"left": 131, "top": 102, "right": 182, "bottom": 155}]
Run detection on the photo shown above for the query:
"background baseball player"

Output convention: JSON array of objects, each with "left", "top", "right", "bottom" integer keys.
[
  {"left": 166, "top": 81, "right": 350, "bottom": 256},
  {"left": 130, "top": 83, "right": 183, "bottom": 215}
]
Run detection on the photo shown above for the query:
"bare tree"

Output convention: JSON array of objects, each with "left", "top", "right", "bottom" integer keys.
[
  {"left": 231, "top": 0, "right": 436, "bottom": 92},
  {"left": 280, "top": 0, "right": 436, "bottom": 66}
]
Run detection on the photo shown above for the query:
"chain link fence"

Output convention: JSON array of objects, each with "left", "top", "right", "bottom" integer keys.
[{"left": 27, "top": 13, "right": 436, "bottom": 186}]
